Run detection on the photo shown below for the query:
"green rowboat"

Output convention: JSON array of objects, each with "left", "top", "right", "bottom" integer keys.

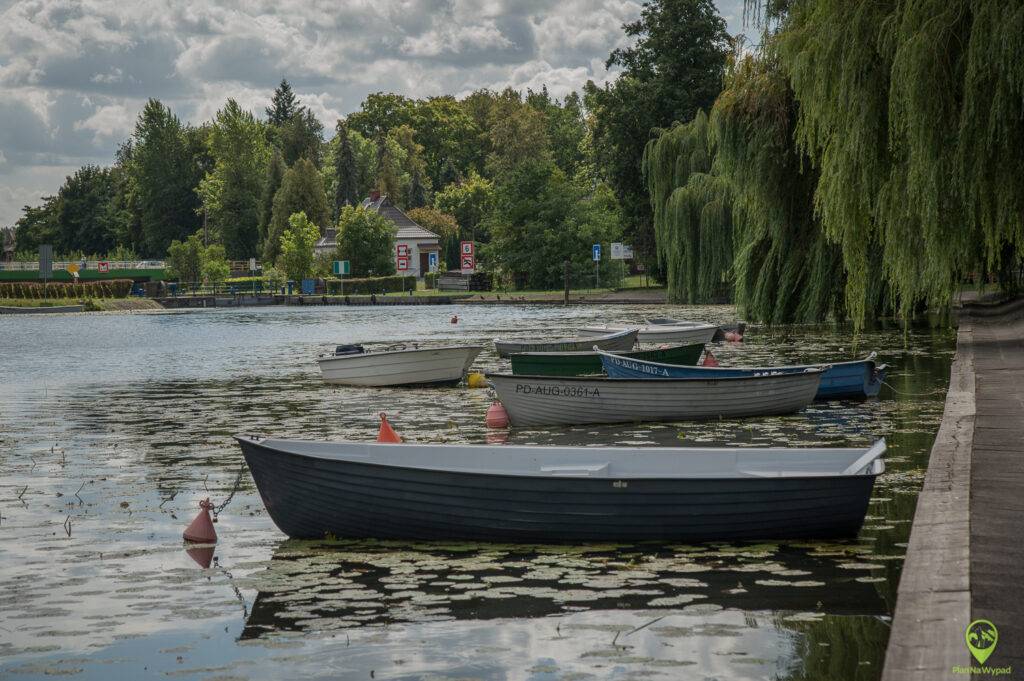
[{"left": 510, "top": 343, "right": 705, "bottom": 377}]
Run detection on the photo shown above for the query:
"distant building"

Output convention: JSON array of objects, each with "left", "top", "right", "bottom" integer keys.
[{"left": 316, "top": 192, "right": 440, "bottom": 277}]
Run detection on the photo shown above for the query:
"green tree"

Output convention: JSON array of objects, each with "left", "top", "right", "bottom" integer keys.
[
  {"left": 347, "top": 92, "right": 415, "bottom": 139},
  {"left": 166, "top": 232, "right": 207, "bottom": 283},
  {"left": 334, "top": 205, "right": 396, "bottom": 277},
  {"left": 264, "top": 158, "right": 329, "bottom": 261},
  {"left": 526, "top": 87, "right": 588, "bottom": 178},
  {"left": 201, "top": 243, "right": 230, "bottom": 285},
  {"left": 433, "top": 171, "right": 495, "bottom": 246},
  {"left": 277, "top": 211, "right": 321, "bottom": 281},
  {"left": 485, "top": 89, "right": 550, "bottom": 178},
  {"left": 258, "top": 149, "right": 286, "bottom": 249},
  {"left": 280, "top": 108, "right": 324, "bottom": 167},
  {"left": 482, "top": 160, "right": 623, "bottom": 290},
  {"left": 587, "top": 0, "right": 730, "bottom": 274},
  {"left": 129, "top": 99, "right": 206, "bottom": 256},
  {"left": 266, "top": 79, "right": 300, "bottom": 126},
  {"left": 12, "top": 198, "right": 60, "bottom": 254},
  {"left": 411, "top": 96, "right": 479, "bottom": 187},
  {"left": 390, "top": 124, "right": 430, "bottom": 208},
  {"left": 332, "top": 120, "right": 359, "bottom": 216},
  {"left": 197, "top": 99, "right": 270, "bottom": 259}
]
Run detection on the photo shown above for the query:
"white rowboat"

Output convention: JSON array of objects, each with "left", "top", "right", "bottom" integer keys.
[
  {"left": 487, "top": 369, "right": 822, "bottom": 427},
  {"left": 317, "top": 345, "right": 483, "bottom": 386},
  {"left": 578, "top": 323, "right": 718, "bottom": 345},
  {"left": 494, "top": 328, "right": 637, "bottom": 358}
]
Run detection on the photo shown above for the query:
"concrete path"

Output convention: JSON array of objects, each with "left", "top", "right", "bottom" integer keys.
[{"left": 883, "top": 298, "right": 1024, "bottom": 679}]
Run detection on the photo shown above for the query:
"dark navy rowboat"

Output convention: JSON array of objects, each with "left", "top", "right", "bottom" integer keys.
[
  {"left": 598, "top": 350, "right": 887, "bottom": 400},
  {"left": 235, "top": 435, "right": 885, "bottom": 543}
]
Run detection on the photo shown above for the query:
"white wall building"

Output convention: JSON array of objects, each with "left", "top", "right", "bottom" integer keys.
[{"left": 315, "top": 192, "right": 441, "bottom": 278}]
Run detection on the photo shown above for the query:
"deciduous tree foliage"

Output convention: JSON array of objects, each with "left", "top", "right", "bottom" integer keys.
[
  {"left": 483, "top": 160, "right": 623, "bottom": 290},
  {"left": 198, "top": 100, "right": 270, "bottom": 259},
  {"left": 334, "top": 205, "right": 397, "bottom": 277},
  {"left": 129, "top": 99, "right": 206, "bottom": 256},
  {"left": 277, "top": 212, "right": 321, "bottom": 282},
  {"left": 587, "top": 0, "right": 731, "bottom": 275}
]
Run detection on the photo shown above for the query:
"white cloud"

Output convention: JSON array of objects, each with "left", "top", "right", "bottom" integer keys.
[{"left": 73, "top": 102, "right": 139, "bottom": 143}]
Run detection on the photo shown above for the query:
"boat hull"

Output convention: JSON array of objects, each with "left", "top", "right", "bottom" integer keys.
[
  {"left": 600, "top": 353, "right": 887, "bottom": 400},
  {"left": 237, "top": 437, "right": 881, "bottom": 542},
  {"left": 317, "top": 345, "right": 483, "bottom": 386},
  {"left": 494, "top": 329, "right": 637, "bottom": 358},
  {"left": 579, "top": 324, "right": 717, "bottom": 345},
  {"left": 510, "top": 343, "right": 705, "bottom": 377},
  {"left": 487, "top": 371, "right": 821, "bottom": 427}
]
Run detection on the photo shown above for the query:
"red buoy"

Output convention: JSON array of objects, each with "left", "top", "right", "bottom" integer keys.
[
  {"left": 485, "top": 401, "right": 510, "bottom": 428},
  {"left": 183, "top": 498, "right": 217, "bottom": 544},
  {"left": 702, "top": 350, "right": 720, "bottom": 367},
  {"left": 377, "top": 412, "right": 403, "bottom": 443},
  {"left": 724, "top": 331, "right": 743, "bottom": 342}
]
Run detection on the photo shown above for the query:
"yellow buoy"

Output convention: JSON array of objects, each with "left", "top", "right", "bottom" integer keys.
[{"left": 466, "top": 372, "right": 487, "bottom": 389}]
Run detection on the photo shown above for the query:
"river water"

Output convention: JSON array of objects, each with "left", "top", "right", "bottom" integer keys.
[{"left": 0, "top": 304, "right": 954, "bottom": 680}]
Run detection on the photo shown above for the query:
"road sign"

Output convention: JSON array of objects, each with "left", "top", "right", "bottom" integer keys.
[
  {"left": 249, "top": 257, "right": 257, "bottom": 271},
  {"left": 38, "top": 245, "right": 52, "bottom": 280},
  {"left": 397, "top": 244, "right": 410, "bottom": 257},
  {"left": 332, "top": 260, "right": 351, "bottom": 276},
  {"left": 397, "top": 256, "right": 409, "bottom": 271},
  {"left": 97, "top": 261, "right": 110, "bottom": 273},
  {"left": 461, "top": 254, "right": 475, "bottom": 273},
  {"left": 428, "top": 252, "right": 438, "bottom": 272},
  {"left": 592, "top": 244, "right": 601, "bottom": 261},
  {"left": 610, "top": 243, "right": 634, "bottom": 260},
  {"left": 461, "top": 241, "right": 474, "bottom": 255}
]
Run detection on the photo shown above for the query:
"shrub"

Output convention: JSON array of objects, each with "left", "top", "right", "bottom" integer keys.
[
  {"left": 0, "top": 279, "right": 133, "bottom": 299},
  {"left": 324, "top": 275, "right": 417, "bottom": 295}
]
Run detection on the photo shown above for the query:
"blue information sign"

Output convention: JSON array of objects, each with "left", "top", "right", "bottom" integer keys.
[{"left": 592, "top": 243, "right": 601, "bottom": 261}]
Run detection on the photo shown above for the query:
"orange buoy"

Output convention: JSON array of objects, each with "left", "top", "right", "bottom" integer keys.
[
  {"left": 701, "top": 350, "right": 719, "bottom": 367},
  {"left": 183, "top": 498, "right": 217, "bottom": 544},
  {"left": 485, "top": 401, "right": 510, "bottom": 429},
  {"left": 450, "top": 314, "right": 459, "bottom": 324},
  {"left": 377, "top": 412, "right": 403, "bottom": 443}
]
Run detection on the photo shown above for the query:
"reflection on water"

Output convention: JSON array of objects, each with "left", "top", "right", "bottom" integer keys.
[{"left": 0, "top": 304, "right": 954, "bottom": 680}]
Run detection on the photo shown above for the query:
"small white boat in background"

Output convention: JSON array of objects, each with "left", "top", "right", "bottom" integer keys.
[
  {"left": 494, "top": 328, "right": 638, "bottom": 358},
  {"left": 578, "top": 323, "right": 718, "bottom": 345},
  {"left": 317, "top": 344, "right": 483, "bottom": 387}
]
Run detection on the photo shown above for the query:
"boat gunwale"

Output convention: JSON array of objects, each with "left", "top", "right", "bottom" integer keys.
[
  {"left": 235, "top": 436, "right": 886, "bottom": 481},
  {"left": 596, "top": 349, "right": 880, "bottom": 375},
  {"left": 485, "top": 369, "right": 823, "bottom": 383},
  {"left": 316, "top": 344, "right": 485, "bottom": 364}
]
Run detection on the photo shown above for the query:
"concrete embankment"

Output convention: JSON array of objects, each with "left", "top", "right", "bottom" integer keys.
[{"left": 883, "top": 297, "right": 1024, "bottom": 679}]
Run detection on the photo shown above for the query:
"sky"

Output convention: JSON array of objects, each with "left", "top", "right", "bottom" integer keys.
[{"left": 0, "top": 0, "right": 746, "bottom": 230}]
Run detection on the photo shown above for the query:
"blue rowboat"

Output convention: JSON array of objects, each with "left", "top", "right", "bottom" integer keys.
[{"left": 598, "top": 350, "right": 887, "bottom": 401}]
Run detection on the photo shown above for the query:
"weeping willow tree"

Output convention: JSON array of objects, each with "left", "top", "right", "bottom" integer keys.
[
  {"left": 643, "top": 110, "right": 734, "bottom": 304},
  {"left": 646, "top": 47, "right": 846, "bottom": 322},
  {"left": 711, "top": 48, "right": 847, "bottom": 323},
  {"left": 769, "top": 0, "right": 1024, "bottom": 321},
  {"left": 651, "top": 1, "right": 1024, "bottom": 327}
]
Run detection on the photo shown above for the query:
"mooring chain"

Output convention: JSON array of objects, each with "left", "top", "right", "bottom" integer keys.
[{"left": 213, "top": 462, "right": 247, "bottom": 518}]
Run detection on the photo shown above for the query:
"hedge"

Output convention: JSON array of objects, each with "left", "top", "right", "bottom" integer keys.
[
  {"left": 424, "top": 272, "right": 439, "bottom": 289},
  {"left": 0, "top": 278, "right": 133, "bottom": 299},
  {"left": 324, "top": 275, "right": 417, "bottom": 295}
]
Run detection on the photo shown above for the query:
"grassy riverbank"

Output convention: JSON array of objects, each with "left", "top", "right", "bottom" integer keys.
[{"left": 0, "top": 298, "right": 164, "bottom": 311}]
